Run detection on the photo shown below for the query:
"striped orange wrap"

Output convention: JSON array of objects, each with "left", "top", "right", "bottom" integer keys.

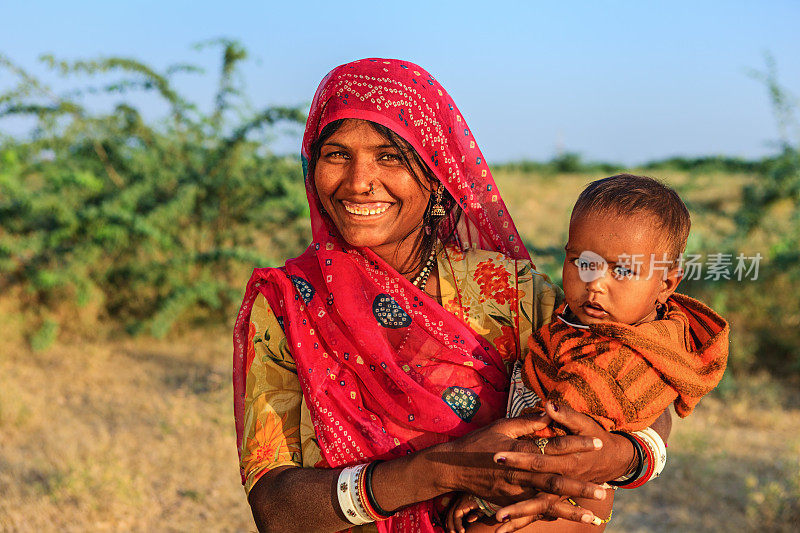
[{"left": 522, "top": 293, "right": 729, "bottom": 435}]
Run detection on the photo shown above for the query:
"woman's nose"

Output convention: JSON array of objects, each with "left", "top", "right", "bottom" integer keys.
[{"left": 344, "top": 155, "right": 375, "bottom": 194}]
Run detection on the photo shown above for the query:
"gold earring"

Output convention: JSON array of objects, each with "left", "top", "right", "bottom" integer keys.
[{"left": 431, "top": 184, "right": 446, "bottom": 217}]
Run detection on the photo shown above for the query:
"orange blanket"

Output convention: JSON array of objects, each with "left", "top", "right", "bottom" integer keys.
[{"left": 522, "top": 293, "right": 729, "bottom": 434}]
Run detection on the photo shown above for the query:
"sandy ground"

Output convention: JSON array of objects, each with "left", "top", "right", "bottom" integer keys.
[{"left": 1, "top": 333, "right": 798, "bottom": 532}]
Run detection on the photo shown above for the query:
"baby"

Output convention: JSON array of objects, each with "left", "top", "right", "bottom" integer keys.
[{"left": 447, "top": 174, "right": 729, "bottom": 532}]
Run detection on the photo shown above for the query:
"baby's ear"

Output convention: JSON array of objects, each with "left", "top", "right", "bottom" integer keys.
[{"left": 658, "top": 266, "right": 683, "bottom": 303}]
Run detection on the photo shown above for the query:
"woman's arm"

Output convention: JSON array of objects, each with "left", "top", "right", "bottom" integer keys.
[
  {"left": 651, "top": 406, "right": 672, "bottom": 443},
  {"left": 248, "top": 466, "right": 344, "bottom": 532},
  {"left": 248, "top": 414, "right": 611, "bottom": 533}
]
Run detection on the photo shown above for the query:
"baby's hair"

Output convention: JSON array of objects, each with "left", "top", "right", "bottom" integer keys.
[{"left": 571, "top": 174, "right": 691, "bottom": 261}]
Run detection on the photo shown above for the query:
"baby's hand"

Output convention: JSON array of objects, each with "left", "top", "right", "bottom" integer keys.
[{"left": 446, "top": 493, "right": 487, "bottom": 533}]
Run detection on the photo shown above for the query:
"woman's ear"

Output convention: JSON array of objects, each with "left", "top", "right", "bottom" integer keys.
[{"left": 657, "top": 267, "right": 684, "bottom": 304}]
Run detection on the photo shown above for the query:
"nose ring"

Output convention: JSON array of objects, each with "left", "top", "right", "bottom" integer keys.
[{"left": 369, "top": 182, "right": 375, "bottom": 195}]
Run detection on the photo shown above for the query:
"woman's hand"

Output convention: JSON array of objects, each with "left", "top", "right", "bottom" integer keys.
[
  {"left": 431, "top": 411, "right": 609, "bottom": 501},
  {"left": 492, "top": 402, "right": 637, "bottom": 486},
  {"left": 406, "top": 412, "right": 608, "bottom": 526},
  {"left": 488, "top": 401, "right": 635, "bottom": 532}
]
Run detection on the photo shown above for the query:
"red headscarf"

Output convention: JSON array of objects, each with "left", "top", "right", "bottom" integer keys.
[{"left": 233, "top": 58, "right": 529, "bottom": 531}]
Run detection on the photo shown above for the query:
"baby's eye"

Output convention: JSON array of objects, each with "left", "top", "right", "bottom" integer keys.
[
  {"left": 612, "top": 265, "right": 633, "bottom": 279},
  {"left": 570, "top": 257, "right": 592, "bottom": 270}
]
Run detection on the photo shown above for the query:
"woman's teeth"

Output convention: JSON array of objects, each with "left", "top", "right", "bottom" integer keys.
[{"left": 342, "top": 202, "right": 390, "bottom": 216}]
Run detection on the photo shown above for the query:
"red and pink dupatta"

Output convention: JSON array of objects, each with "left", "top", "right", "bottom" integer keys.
[{"left": 233, "top": 58, "right": 530, "bottom": 531}]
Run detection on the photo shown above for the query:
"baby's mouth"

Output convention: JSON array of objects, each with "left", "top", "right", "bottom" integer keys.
[{"left": 581, "top": 301, "right": 608, "bottom": 318}]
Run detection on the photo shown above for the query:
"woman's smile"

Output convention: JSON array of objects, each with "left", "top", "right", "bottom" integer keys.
[{"left": 340, "top": 200, "right": 394, "bottom": 217}]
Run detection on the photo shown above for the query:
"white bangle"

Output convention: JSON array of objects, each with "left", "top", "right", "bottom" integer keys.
[
  {"left": 337, "top": 464, "right": 374, "bottom": 525},
  {"left": 632, "top": 427, "right": 667, "bottom": 479}
]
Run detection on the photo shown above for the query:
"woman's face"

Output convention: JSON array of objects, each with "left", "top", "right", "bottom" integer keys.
[{"left": 313, "top": 119, "right": 434, "bottom": 263}]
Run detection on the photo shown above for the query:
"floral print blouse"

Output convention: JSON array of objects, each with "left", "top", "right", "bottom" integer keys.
[{"left": 240, "top": 246, "right": 561, "bottom": 500}]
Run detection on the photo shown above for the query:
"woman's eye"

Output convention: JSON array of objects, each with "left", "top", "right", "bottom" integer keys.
[
  {"left": 379, "top": 152, "right": 402, "bottom": 162},
  {"left": 323, "top": 150, "right": 347, "bottom": 160}
]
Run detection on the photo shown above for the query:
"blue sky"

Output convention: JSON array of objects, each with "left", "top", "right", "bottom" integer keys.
[{"left": 1, "top": 0, "right": 798, "bottom": 164}]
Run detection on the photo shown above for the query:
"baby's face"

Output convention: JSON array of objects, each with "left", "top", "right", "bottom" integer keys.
[{"left": 562, "top": 213, "right": 681, "bottom": 326}]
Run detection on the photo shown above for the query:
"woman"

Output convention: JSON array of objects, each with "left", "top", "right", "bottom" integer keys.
[{"left": 233, "top": 58, "right": 669, "bottom": 532}]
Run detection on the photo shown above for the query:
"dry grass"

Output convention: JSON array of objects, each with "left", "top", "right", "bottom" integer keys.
[
  {"left": 2, "top": 169, "right": 798, "bottom": 532},
  {"left": 610, "top": 383, "right": 800, "bottom": 532},
  {"left": 2, "top": 334, "right": 798, "bottom": 532},
  {"left": 0, "top": 331, "right": 256, "bottom": 532}
]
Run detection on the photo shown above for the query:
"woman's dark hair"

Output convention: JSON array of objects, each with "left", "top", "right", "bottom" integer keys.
[{"left": 307, "top": 118, "right": 462, "bottom": 276}]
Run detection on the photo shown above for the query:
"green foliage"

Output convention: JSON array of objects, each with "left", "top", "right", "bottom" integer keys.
[
  {"left": 30, "top": 319, "right": 58, "bottom": 352},
  {"left": 0, "top": 41, "right": 310, "bottom": 340},
  {"left": 642, "top": 154, "right": 769, "bottom": 174},
  {"left": 495, "top": 152, "right": 620, "bottom": 175},
  {"left": 674, "top": 61, "right": 800, "bottom": 378},
  {"left": 495, "top": 152, "right": 771, "bottom": 176}
]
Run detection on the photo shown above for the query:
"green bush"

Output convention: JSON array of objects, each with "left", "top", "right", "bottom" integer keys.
[{"left": 0, "top": 41, "right": 309, "bottom": 345}]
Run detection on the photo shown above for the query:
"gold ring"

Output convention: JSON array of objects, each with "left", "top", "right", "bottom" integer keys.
[{"left": 535, "top": 437, "right": 548, "bottom": 454}]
